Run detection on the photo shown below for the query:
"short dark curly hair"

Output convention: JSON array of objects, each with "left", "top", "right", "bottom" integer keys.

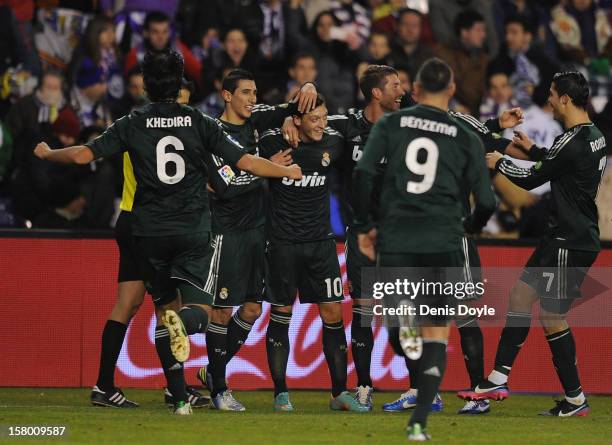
[
  {"left": 142, "top": 50, "right": 184, "bottom": 102},
  {"left": 415, "top": 58, "right": 452, "bottom": 94},
  {"left": 552, "top": 71, "right": 590, "bottom": 109},
  {"left": 360, "top": 65, "right": 399, "bottom": 102}
]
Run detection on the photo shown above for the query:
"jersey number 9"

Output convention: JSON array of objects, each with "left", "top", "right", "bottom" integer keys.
[
  {"left": 156, "top": 136, "right": 186, "bottom": 184},
  {"left": 405, "top": 137, "right": 439, "bottom": 194}
]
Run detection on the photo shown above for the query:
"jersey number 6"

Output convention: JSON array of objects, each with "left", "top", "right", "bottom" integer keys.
[
  {"left": 405, "top": 137, "right": 439, "bottom": 194},
  {"left": 156, "top": 135, "right": 186, "bottom": 184}
]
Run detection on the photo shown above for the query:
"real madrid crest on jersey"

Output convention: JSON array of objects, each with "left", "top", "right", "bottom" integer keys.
[
  {"left": 219, "top": 287, "right": 229, "bottom": 300},
  {"left": 322, "top": 152, "right": 330, "bottom": 167}
]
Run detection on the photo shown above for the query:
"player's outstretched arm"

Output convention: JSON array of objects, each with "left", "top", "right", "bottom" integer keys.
[
  {"left": 486, "top": 149, "right": 569, "bottom": 191},
  {"left": 237, "top": 154, "right": 302, "bottom": 180},
  {"left": 34, "top": 142, "right": 95, "bottom": 164}
]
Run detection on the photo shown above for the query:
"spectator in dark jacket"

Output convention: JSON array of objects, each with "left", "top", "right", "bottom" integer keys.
[
  {"left": 110, "top": 68, "right": 146, "bottom": 120},
  {"left": 201, "top": 28, "right": 260, "bottom": 98},
  {"left": 287, "top": 9, "right": 364, "bottom": 113},
  {"left": 429, "top": 0, "right": 499, "bottom": 56},
  {"left": 436, "top": 9, "right": 489, "bottom": 114},
  {"left": 11, "top": 107, "right": 84, "bottom": 221},
  {"left": 489, "top": 14, "right": 560, "bottom": 107},
  {"left": 390, "top": 8, "right": 435, "bottom": 78},
  {"left": 5, "top": 70, "right": 68, "bottom": 174},
  {"left": 124, "top": 11, "right": 202, "bottom": 87}
]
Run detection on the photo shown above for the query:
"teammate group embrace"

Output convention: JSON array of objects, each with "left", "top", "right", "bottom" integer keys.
[{"left": 34, "top": 48, "right": 606, "bottom": 442}]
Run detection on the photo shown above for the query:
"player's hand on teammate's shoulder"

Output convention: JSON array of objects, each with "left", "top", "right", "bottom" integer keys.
[
  {"left": 34, "top": 142, "right": 52, "bottom": 159},
  {"left": 282, "top": 117, "right": 300, "bottom": 148},
  {"left": 486, "top": 151, "right": 504, "bottom": 169},
  {"left": 358, "top": 228, "right": 377, "bottom": 262},
  {"left": 296, "top": 82, "right": 318, "bottom": 114},
  {"left": 286, "top": 164, "right": 302, "bottom": 180},
  {"left": 499, "top": 107, "right": 524, "bottom": 129},
  {"left": 512, "top": 130, "right": 534, "bottom": 151},
  {"left": 270, "top": 148, "right": 293, "bottom": 166}
]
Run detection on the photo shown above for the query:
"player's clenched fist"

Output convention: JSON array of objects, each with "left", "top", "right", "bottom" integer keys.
[
  {"left": 499, "top": 107, "right": 524, "bottom": 129},
  {"left": 34, "top": 142, "right": 52, "bottom": 159},
  {"left": 286, "top": 164, "right": 302, "bottom": 180}
]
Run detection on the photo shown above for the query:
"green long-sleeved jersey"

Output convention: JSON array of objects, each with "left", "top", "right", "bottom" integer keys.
[
  {"left": 496, "top": 122, "right": 606, "bottom": 252},
  {"left": 353, "top": 104, "right": 496, "bottom": 253}
]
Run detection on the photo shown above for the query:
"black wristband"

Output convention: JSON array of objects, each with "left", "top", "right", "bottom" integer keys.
[
  {"left": 485, "top": 117, "right": 503, "bottom": 134},
  {"left": 494, "top": 157, "right": 505, "bottom": 171}
]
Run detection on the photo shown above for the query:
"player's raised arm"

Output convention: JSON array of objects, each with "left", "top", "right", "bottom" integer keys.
[
  {"left": 487, "top": 144, "right": 573, "bottom": 191},
  {"left": 463, "top": 132, "right": 497, "bottom": 234},
  {"left": 34, "top": 115, "right": 129, "bottom": 165},
  {"left": 200, "top": 114, "right": 301, "bottom": 180},
  {"left": 237, "top": 154, "right": 302, "bottom": 180},
  {"left": 251, "top": 82, "right": 318, "bottom": 133},
  {"left": 451, "top": 109, "right": 523, "bottom": 159},
  {"left": 34, "top": 142, "right": 95, "bottom": 164}
]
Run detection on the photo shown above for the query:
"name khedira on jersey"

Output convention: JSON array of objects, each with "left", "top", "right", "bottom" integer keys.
[
  {"left": 400, "top": 116, "right": 457, "bottom": 137},
  {"left": 282, "top": 172, "right": 326, "bottom": 186},
  {"left": 146, "top": 116, "right": 193, "bottom": 128}
]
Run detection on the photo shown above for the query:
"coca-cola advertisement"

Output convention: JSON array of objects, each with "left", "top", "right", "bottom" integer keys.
[{"left": 1, "top": 237, "right": 611, "bottom": 394}]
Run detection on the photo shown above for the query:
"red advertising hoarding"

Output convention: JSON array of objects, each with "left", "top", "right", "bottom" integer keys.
[{"left": 1, "top": 237, "right": 611, "bottom": 394}]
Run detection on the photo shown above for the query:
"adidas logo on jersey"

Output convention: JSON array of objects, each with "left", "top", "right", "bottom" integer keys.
[{"left": 282, "top": 172, "right": 326, "bottom": 187}]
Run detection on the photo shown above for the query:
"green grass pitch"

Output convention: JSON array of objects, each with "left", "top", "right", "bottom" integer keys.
[{"left": 0, "top": 389, "right": 611, "bottom": 444}]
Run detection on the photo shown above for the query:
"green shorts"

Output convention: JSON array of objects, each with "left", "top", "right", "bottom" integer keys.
[
  {"left": 379, "top": 250, "right": 464, "bottom": 326},
  {"left": 265, "top": 238, "right": 343, "bottom": 306},
  {"left": 520, "top": 239, "right": 598, "bottom": 314},
  {"left": 134, "top": 232, "right": 214, "bottom": 307},
  {"left": 210, "top": 226, "right": 265, "bottom": 307},
  {"left": 345, "top": 228, "right": 376, "bottom": 300}
]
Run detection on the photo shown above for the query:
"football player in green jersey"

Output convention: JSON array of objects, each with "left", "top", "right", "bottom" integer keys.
[
  {"left": 353, "top": 58, "right": 496, "bottom": 440},
  {"left": 34, "top": 50, "right": 302, "bottom": 415},
  {"left": 467, "top": 72, "right": 606, "bottom": 418},
  {"left": 197, "top": 69, "right": 317, "bottom": 411},
  {"left": 282, "top": 65, "right": 405, "bottom": 409},
  {"left": 259, "top": 94, "right": 369, "bottom": 413}
]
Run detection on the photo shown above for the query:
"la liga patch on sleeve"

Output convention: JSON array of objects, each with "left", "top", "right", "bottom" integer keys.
[{"left": 218, "top": 165, "right": 236, "bottom": 184}]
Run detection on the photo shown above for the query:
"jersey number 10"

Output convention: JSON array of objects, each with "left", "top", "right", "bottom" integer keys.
[
  {"left": 156, "top": 136, "right": 186, "bottom": 184},
  {"left": 405, "top": 137, "right": 439, "bottom": 194}
]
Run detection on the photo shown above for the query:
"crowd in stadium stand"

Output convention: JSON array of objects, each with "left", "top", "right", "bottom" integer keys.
[{"left": 0, "top": 0, "right": 610, "bottom": 239}]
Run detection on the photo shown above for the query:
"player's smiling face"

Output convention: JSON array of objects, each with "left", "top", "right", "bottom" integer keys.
[
  {"left": 296, "top": 105, "right": 328, "bottom": 142},
  {"left": 379, "top": 74, "right": 404, "bottom": 112},
  {"left": 228, "top": 79, "right": 257, "bottom": 120}
]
